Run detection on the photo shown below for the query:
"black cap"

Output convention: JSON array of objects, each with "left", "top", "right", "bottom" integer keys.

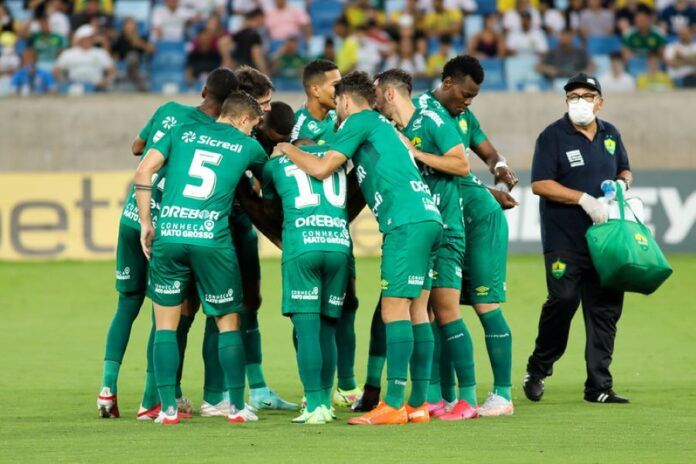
[{"left": 564, "top": 73, "right": 602, "bottom": 95}]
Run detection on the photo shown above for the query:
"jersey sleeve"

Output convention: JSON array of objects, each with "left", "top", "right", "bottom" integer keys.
[
  {"left": 423, "top": 111, "right": 462, "bottom": 155},
  {"left": 138, "top": 105, "right": 161, "bottom": 141},
  {"left": 290, "top": 112, "right": 308, "bottom": 142},
  {"left": 331, "top": 115, "right": 368, "bottom": 159},
  {"left": 615, "top": 132, "right": 630, "bottom": 173},
  {"left": 151, "top": 129, "right": 173, "bottom": 160},
  {"left": 261, "top": 160, "right": 278, "bottom": 201},
  {"left": 468, "top": 111, "right": 488, "bottom": 147},
  {"left": 531, "top": 129, "right": 558, "bottom": 182},
  {"left": 247, "top": 139, "right": 268, "bottom": 179}
]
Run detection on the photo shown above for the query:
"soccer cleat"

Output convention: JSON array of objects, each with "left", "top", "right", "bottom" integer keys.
[
  {"left": 347, "top": 401, "right": 408, "bottom": 425},
  {"left": 292, "top": 407, "right": 326, "bottom": 425},
  {"left": 227, "top": 404, "right": 259, "bottom": 423},
  {"left": 584, "top": 391, "right": 630, "bottom": 404},
  {"left": 200, "top": 400, "right": 230, "bottom": 417},
  {"left": 136, "top": 403, "right": 161, "bottom": 421},
  {"left": 523, "top": 373, "right": 545, "bottom": 402},
  {"left": 478, "top": 392, "right": 514, "bottom": 417},
  {"left": 428, "top": 400, "right": 456, "bottom": 418},
  {"left": 154, "top": 406, "right": 179, "bottom": 425},
  {"left": 249, "top": 387, "right": 298, "bottom": 410},
  {"left": 176, "top": 396, "right": 194, "bottom": 418},
  {"left": 438, "top": 400, "right": 479, "bottom": 421},
  {"left": 333, "top": 386, "right": 364, "bottom": 408},
  {"left": 351, "top": 385, "right": 381, "bottom": 412},
  {"left": 321, "top": 405, "right": 336, "bottom": 422},
  {"left": 97, "top": 387, "right": 120, "bottom": 418},
  {"left": 405, "top": 403, "right": 430, "bottom": 423}
]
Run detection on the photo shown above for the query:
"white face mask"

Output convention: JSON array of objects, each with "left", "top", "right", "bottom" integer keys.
[{"left": 568, "top": 99, "right": 596, "bottom": 126}]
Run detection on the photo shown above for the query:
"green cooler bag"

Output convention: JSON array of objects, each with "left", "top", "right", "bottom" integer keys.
[{"left": 585, "top": 186, "right": 673, "bottom": 295}]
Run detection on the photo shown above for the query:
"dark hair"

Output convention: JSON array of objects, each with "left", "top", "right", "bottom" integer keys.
[
  {"left": 439, "top": 34, "right": 453, "bottom": 46},
  {"left": 244, "top": 7, "right": 264, "bottom": 20},
  {"left": 302, "top": 59, "right": 339, "bottom": 91},
  {"left": 266, "top": 101, "right": 296, "bottom": 136},
  {"left": 636, "top": 4, "right": 654, "bottom": 16},
  {"left": 334, "top": 71, "right": 376, "bottom": 107},
  {"left": 374, "top": 68, "right": 413, "bottom": 96},
  {"left": 609, "top": 51, "right": 623, "bottom": 61},
  {"left": 236, "top": 65, "right": 275, "bottom": 99},
  {"left": 204, "top": 67, "right": 240, "bottom": 102},
  {"left": 441, "top": 55, "right": 484, "bottom": 85},
  {"left": 221, "top": 91, "right": 263, "bottom": 119}
]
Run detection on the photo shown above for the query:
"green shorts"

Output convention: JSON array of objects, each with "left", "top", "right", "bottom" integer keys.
[
  {"left": 115, "top": 223, "right": 148, "bottom": 294},
  {"left": 432, "top": 235, "right": 466, "bottom": 290},
  {"left": 232, "top": 218, "right": 261, "bottom": 282},
  {"left": 381, "top": 221, "right": 443, "bottom": 299},
  {"left": 460, "top": 208, "right": 508, "bottom": 305},
  {"left": 147, "top": 242, "right": 243, "bottom": 317},
  {"left": 282, "top": 251, "right": 350, "bottom": 318}
]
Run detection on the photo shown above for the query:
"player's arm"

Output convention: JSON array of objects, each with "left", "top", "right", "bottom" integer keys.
[
  {"left": 133, "top": 148, "right": 166, "bottom": 259},
  {"left": 471, "top": 139, "right": 518, "bottom": 190},
  {"left": 132, "top": 136, "right": 146, "bottom": 156},
  {"left": 347, "top": 169, "right": 366, "bottom": 222},
  {"left": 274, "top": 143, "right": 347, "bottom": 180},
  {"left": 235, "top": 182, "right": 283, "bottom": 249},
  {"left": 413, "top": 143, "right": 470, "bottom": 177}
]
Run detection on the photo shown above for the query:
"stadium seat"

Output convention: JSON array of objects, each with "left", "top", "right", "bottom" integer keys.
[
  {"left": 273, "top": 76, "right": 304, "bottom": 92},
  {"left": 505, "top": 56, "right": 545, "bottom": 92},
  {"left": 151, "top": 41, "right": 186, "bottom": 70},
  {"left": 476, "top": 0, "right": 498, "bottom": 15},
  {"left": 587, "top": 36, "right": 622, "bottom": 55},
  {"left": 309, "top": 1, "right": 343, "bottom": 37},
  {"left": 308, "top": 35, "right": 326, "bottom": 58},
  {"left": 5, "top": 0, "right": 30, "bottom": 22},
  {"left": 593, "top": 54, "right": 611, "bottom": 78},
  {"left": 114, "top": 0, "right": 151, "bottom": 23},
  {"left": 150, "top": 69, "right": 186, "bottom": 94},
  {"left": 479, "top": 58, "right": 507, "bottom": 91},
  {"left": 228, "top": 15, "right": 243, "bottom": 34},
  {"left": 464, "top": 15, "right": 484, "bottom": 44},
  {"left": 385, "top": 0, "right": 407, "bottom": 16},
  {"left": 627, "top": 56, "right": 649, "bottom": 77}
]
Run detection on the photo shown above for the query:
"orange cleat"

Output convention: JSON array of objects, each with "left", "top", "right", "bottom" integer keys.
[
  {"left": 438, "top": 400, "right": 479, "bottom": 421},
  {"left": 347, "top": 401, "right": 408, "bottom": 425},
  {"left": 405, "top": 403, "right": 430, "bottom": 423}
]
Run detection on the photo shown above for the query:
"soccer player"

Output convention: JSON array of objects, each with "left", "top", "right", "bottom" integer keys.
[
  {"left": 134, "top": 91, "right": 267, "bottom": 425},
  {"left": 262, "top": 143, "right": 352, "bottom": 424},
  {"left": 374, "top": 69, "right": 479, "bottom": 421},
  {"left": 97, "top": 68, "right": 239, "bottom": 419},
  {"left": 292, "top": 59, "right": 363, "bottom": 407},
  {"left": 275, "top": 71, "right": 443, "bottom": 425},
  {"left": 416, "top": 55, "right": 518, "bottom": 416}
]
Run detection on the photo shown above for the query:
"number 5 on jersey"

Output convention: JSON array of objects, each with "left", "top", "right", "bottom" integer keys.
[{"left": 183, "top": 149, "right": 222, "bottom": 200}]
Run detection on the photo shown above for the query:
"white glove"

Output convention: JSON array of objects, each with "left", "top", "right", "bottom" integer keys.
[
  {"left": 579, "top": 193, "right": 609, "bottom": 224},
  {"left": 616, "top": 179, "right": 628, "bottom": 193}
]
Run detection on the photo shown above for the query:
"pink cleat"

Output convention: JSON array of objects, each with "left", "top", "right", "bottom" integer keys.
[{"left": 438, "top": 400, "right": 479, "bottom": 421}]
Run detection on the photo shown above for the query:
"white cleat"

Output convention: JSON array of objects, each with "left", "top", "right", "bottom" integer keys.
[
  {"left": 478, "top": 392, "right": 514, "bottom": 417},
  {"left": 154, "top": 406, "right": 180, "bottom": 425},
  {"left": 228, "top": 404, "right": 259, "bottom": 423},
  {"left": 97, "top": 387, "right": 120, "bottom": 418},
  {"left": 200, "top": 400, "right": 230, "bottom": 417}
]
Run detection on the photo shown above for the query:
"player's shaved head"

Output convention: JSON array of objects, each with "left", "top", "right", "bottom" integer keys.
[
  {"left": 221, "top": 91, "right": 263, "bottom": 120},
  {"left": 442, "top": 55, "right": 484, "bottom": 85},
  {"left": 374, "top": 69, "right": 413, "bottom": 96},
  {"left": 302, "top": 59, "right": 339, "bottom": 92},
  {"left": 265, "top": 101, "right": 296, "bottom": 137},
  {"left": 335, "top": 71, "right": 376, "bottom": 108},
  {"left": 204, "top": 67, "right": 239, "bottom": 102},
  {"left": 236, "top": 65, "right": 275, "bottom": 100}
]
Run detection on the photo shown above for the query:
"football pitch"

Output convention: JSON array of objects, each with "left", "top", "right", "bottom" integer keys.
[{"left": 1, "top": 255, "right": 695, "bottom": 463}]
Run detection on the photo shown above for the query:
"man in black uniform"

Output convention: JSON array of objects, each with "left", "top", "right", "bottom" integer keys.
[{"left": 524, "top": 73, "right": 633, "bottom": 404}]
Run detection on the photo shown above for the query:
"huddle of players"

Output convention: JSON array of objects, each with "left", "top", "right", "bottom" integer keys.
[{"left": 97, "top": 54, "right": 519, "bottom": 426}]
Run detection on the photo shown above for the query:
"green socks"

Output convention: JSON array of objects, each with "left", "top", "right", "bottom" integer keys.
[
  {"left": 174, "top": 314, "right": 195, "bottom": 398},
  {"left": 408, "top": 323, "right": 434, "bottom": 408},
  {"left": 427, "top": 321, "right": 443, "bottom": 404},
  {"left": 202, "top": 317, "right": 224, "bottom": 405},
  {"left": 365, "top": 300, "right": 386, "bottom": 388},
  {"left": 291, "top": 314, "right": 323, "bottom": 411},
  {"left": 320, "top": 317, "right": 338, "bottom": 407},
  {"left": 479, "top": 308, "right": 512, "bottom": 401},
  {"left": 218, "top": 330, "right": 246, "bottom": 410},
  {"left": 102, "top": 292, "right": 145, "bottom": 393},
  {"left": 440, "top": 338, "right": 457, "bottom": 403},
  {"left": 154, "top": 329, "right": 179, "bottom": 413},
  {"left": 241, "top": 310, "right": 267, "bottom": 390},
  {"left": 336, "top": 305, "right": 357, "bottom": 390},
  {"left": 141, "top": 315, "right": 159, "bottom": 409},
  {"left": 441, "top": 320, "right": 477, "bottom": 406},
  {"left": 384, "top": 320, "right": 413, "bottom": 409}
]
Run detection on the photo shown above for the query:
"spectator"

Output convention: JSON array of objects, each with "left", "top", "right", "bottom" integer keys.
[
  {"left": 318, "top": 37, "right": 336, "bottom": 62},
  {"left": 564, "top": 0, "right": 584, "bottom": 32},
  {"left": 382, "top": 38, "right": 426, "bottom": 76},
  {"left": 539, "top": 0, "right": 566, "bottom": 35},
  {"left": 345, "top": 0, "right": 386, "bottom": 31},
  {"left": 468, "top": 13, "right": 506, "bottom": 58},
  {"left": 0, "top": 31, "right": 20, "bottom": 93},
  {"left": 622, "top": 6, "right": 666, "bottom": 58},
  {"left": 181, "top": 0, "right": 227, "bottom": 17},
  {"left": 185, "top": 14, "right": 230, "bottom": 86},
  {"left": 418, "top": 0, "right": 477, "bottom": 14},
  {"left": 579, "top": 0, "right": 615, "bottom": 38},
  {"left": 336, "top": 23, "right": 383, "bottom": 75},
  {"left": 70, "top": 0, "right": 114, "bottom": 37},
  {"left": 536, "top": 29, "right": 593, "bottom": 80},
  {"left": 389, "top": 0, "right": 425, "bottom": 32},
  {"left": 29, "top": 13, "right": 65, "bottom": 69},
  {"left": 615, "top": 0, "right": 641, "bottom": 35},
  {"left": 659, "top": 0, "right": 695, "bottom": 35},
  {"left": 73, "top": 0, "right": 113, "bottom": 14},
  {"left": 599, "top": 51, "right": 636, "bottom": 92},
  {"left": 271, "top": 35, "right": 307, "bottom": 79},
  {"left": 264, "top": 0, "right": 311, "bottom": 41},
  {"left": 11, "top": 46, "right": 56, "bottom": 94},
  {"left": 421, "top": 0, "right": 464, "bottom": 39},
  {"left": 111, "top": 17, "right": 154, "bottom": 91},
  {"left": 44, "top": 0, "right": 70, "bottom": 40},
  {"left": 53, "top": 24, "right": 114, "bottom": 90},
  {"left": 506, "top": 10, "right": 548, "bottom": 56},
  {"left": 231, "top": 8, "right": 268, "bottom": 73},
  {"left": 151, "top": 0, "right": 196, "bottom": 42},
  {"left": 426, "top": 34, "right": 456, "bottom": 76},
  {"left": 0, "top": 1, "right": 15, "bottom": 33},
  {"left": 636, "top": 51, "right": 674, "bottom": 90},
  {"left": 664, "top": 26, "right": 696, "bottom": 86},
  {"left": 503, "top": 0, "right": 542, "bottom": 33}
]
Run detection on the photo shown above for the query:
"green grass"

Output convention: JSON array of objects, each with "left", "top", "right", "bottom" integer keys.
[{"left": 1, "top": 255, "right": 695, "bottom": 463}]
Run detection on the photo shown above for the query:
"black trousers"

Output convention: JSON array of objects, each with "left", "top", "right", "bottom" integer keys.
[{"left": 526, "top": 250, "right": 624, "bottom": 395}]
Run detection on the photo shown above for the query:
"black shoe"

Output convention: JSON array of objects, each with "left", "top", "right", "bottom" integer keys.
[
  {"left": 523, "top": 373, "right": 545, "bottom": 402},
  {"left": 351, "top": 385, "right": 380, "bottom": 412},
  {"left": 584, "top": 391, "right": 630, "bottom": 404}
]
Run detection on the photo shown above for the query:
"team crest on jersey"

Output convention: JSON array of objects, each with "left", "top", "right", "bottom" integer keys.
[
  {"left": 411, "top": 136, "right": 422, "bottom": 149},
  {"left": 162, "top": 116, "right": 177, "bottom": 129},
  {"left": 307, "top": 121, "right": 320, "bottom": 133},
  {"left": 551, "top": 259, "right": 566, "bottom": 279},
  {"left": 604, "top": 137, "right": 616, "bottom": 155},
  {"left": 181, "top": 131, "right": 196, "bottom": 143},
  {"left": 459, "top": 119, "right": 468, "bottom": 134}
]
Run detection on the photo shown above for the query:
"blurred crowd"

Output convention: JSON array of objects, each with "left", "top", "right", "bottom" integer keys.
[{"left": 0, "top": 0, "right": 694, "bottom": 95}]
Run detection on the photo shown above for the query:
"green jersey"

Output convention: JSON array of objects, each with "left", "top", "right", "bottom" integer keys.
[
  {"left": 331, "top": 110, "right": 442, "bottom": 233},
  {"left": 415, "top": 91, "right": 500, "bottom": 220},
  {"left": 401, "top": 107, "right": 465, "bottom": 238},
  {"left": 151, "top": 121, "right": 266, "bottom": 248},
  {"left": 291, "top": 107, "right": 337, "bottom": 145},
  {"left": 262, "top": 144, "right": 351, "bottom": 262},
  {"left": 120, "top": 102, "right": 216, "bottom": 230}
]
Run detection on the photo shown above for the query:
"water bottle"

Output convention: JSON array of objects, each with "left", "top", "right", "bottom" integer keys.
[{"left": 601, "top": 180, "right": 616, "bottom": 201}]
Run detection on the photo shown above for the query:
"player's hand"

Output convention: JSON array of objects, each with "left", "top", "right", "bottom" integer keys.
[
  {"left": 494, "top": 164, "right": 519, "bottom": 191},
  {"left": 271, "top": 142, "right": 289, "bottom": 158},
  {"left": 490, "top": 188, "right": 519, "bottom": 210},
  {"left": 579, "top": 193, "right": 609, "bottom": 224},
  {"left": 140, "top": 223, "right": 155, "bottom": 260}
]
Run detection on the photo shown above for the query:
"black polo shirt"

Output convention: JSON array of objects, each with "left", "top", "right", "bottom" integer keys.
[{"left": 531, "top": 114, "right": 630, "bottom": 255}]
